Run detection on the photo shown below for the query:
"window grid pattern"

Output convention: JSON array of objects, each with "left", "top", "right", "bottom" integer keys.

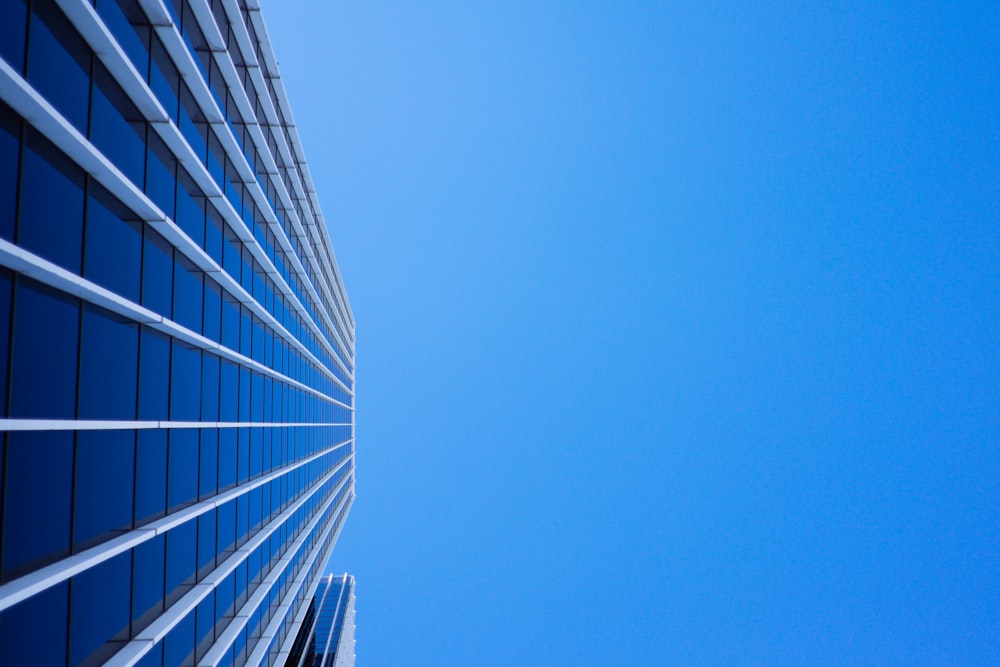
[{"left": 0, "top": 1, "right": 355, "bottom": 665}]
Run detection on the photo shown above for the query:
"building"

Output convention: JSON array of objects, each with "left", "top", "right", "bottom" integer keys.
[
  {"left": 0, "top": 0, "right": 355, "bottom": 665},
  {"left": 283, "top": 574, "right": 357, "bottom": 667}
]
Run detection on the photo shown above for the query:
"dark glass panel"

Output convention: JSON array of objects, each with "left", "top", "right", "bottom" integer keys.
[
  {"left": 218, "top": 428, "right": 236, "bottom": 491},
  {"left": 251, "top": 372, "right": 264, "bottom": 422},
  {"left": 198, "top": 427, "right": 218, "bottom": 500},
  {"left": 194, "top": 590, "right": 215, "bottom": 662},
  {"left": 1, "top": 431, "right": 73, "bottom": 580},
  {"left": 205, "top": 203, "right": 224, "bottom": 264},
  {"left": 0, "top": 0, "right": 28, "bottom": 74},
  {"left": 0, "top": 580, "right": 68, "bottom": 665},
  {"left": 176, "top": 167, "right": 205, "bottom": 247},
  {"left": 249, "top": 427, "right": 263, "bottom": 479},
  {"left": 201, "top": 353, "right": 220, "bottom": 422},
  {"left": 135, "top": 643, "right": 164, "bottom": 667},
  {"left": 69, "top": 550, "right": 130, "bottom": 665},
  {"left": 221, "top": 292, "right": 240, "bottom": 350},
  {"left": 135, "top": 429, "right": 167, "bottom": 524},
  {"left": 163, "top": 609, "right": 195, "bottom": 667},
  {"left": 90, "top": 61, "right": 145, "bottom": 187},
  {"left": 95, "top": 0, "right": 150, "bottom": 77},
  {"left": 222, "top": 223, "right": 241, "bottom": 281},
  {"left": 17, "top": 128, "right": 85, "bottom": 273},
  {"left": 165, "top": 520, "right": 196, "bottom": 606},
  {"left": 170, "top": 340, "right": 201, "bottom": 420},
  {"left": 74, "top": 429, "right": 134, "bottom": 550},
  {"left": 237, "top": 427, "right": 249, "bottom": 484},
  {"left": 28, "top": 0, "right": 91, "bottom": 133},
  {"left": 145, "top": 132, "right": 176, "bottom": 219},
  {"left": 132, "top": 533, "right": 165, "bottom": 632},
  {"left": 0, "top": 270, "right": 12, "bottom": 417},
  {"left": 79, "top": 304, "right": 139, "bottom": 420},
  {"left": 216, "top": 498, "right": 236, "bottom": 556},
  {"left": 238, "top": 366, "right": 250, "bottom": 422},
  {"left": 167, "top": 428, "right": 198, "bottom": 511},
  {"left": 196, "top": 509, "right": 216, "bottom": 580},
  {"left": 138, "top": 327, "right": 170, "bottom": 420},
  {"left": 220, "top": 360, "right": 238, "bottom": 422},
  {"left": 141, "top": 226, "right": 173, "bottom": 315},
  {"left": 173, "top": 254, "right": 203, "bottom": 333},
  {"left": 9, "top": 278, "right": 79, "bottom": 418},
  {"left": 203, "top": 277, "right": 222, "bottom": 342},
  {"left": 83, "top": 181, "right": 142, "bottom": 302},
  {"left": 0, "top": 102, "right": 21, "bottom": 242},
  {"left": 179, "top": 83, "right": 208, "bottom": 163},
  {"left": 235, "top": 493, "right": 248, "bottom": 549},
  {"left": 149, "top": 33, "right": 179, "bottom": 121}
]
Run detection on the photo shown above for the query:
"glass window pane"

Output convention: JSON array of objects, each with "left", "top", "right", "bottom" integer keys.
[
  {"left": 167, "top": 428, "right": 198, "bottom": 511},
  {"left": 90, "top": 61, "right": 146, "bottom": 187},
  {"left": 17, "top": 128, "right": 85, "bottom": 273},
  {"left": 28, "top": 2, "right": 91, "bottom": 133},
  {"left": 0, "top": 269, "right": 12, "bottom": 417},
  {"left": 74, "top": 429, "right": 134, "bottom": 550},
  {"left": 135, "top": 429, "right": 167, "bottom": 524},
  {"left": 146, "top": 131, "right": 176, "bottom": 220},
  {"left": 141, "top": 226, "right": 174, "bottom": 316},
  {"left": 1, "top": 431, "right": 73, "bottom": 580},
  {"left": 199, "top": 427, "right": 218, "bottom": 499},
  {"left": 203, "top": 277, "right": 222, "bottom": 342},
  {"left": 95, "top": 0, "right": 150, "bottom": 77},
  {"left": 9, "top": 278, "right": 79, "bottom": 419},
  {"left": 0, "top": 102, "right": 21, "bottom": 241},
  {"left": 173, "top": 254, "right": 203, "bottom": 333},
  {"left": 163, "top": 609, "right": 195, "bottom": 667},
  {"left": 132, "top": 533, "right": 165, "bottom": 633},
  {"left": 138, "top": 327, "right": 170, "bottom": 420},
  {"left": 0, "top": 580, "right": 67, "bottom": 665},
  {"left": 165, "top": 520, "right": 196, "bottom": 606},
  {"left": 170, "top": 340, "right": 201, "bottom": 421},
  {"left": 84, "top": 181, "right": 143, "bottom": 302},
  {"left": 201, "top": 352, "right": 220, "bottom": 422},
  {"left": 69, "top": 550, "right": 130, "bottom": 665},
  {"left": 79, "top": 304, "right": 139, "bottom": 420}
]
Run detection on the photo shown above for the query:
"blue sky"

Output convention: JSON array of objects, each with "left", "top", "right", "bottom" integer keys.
[{"left": 265, "top": 2, "right": 999, "bottom": 664}]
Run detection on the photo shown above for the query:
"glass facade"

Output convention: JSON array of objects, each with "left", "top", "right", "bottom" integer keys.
[
  {"left": 0, "top": 1, "right": 355, "bottom": 665},
  {"left": 284, "top": 575, "right": 356, "bottom": 667}
]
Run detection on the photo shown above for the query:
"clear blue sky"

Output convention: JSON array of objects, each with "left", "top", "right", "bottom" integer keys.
[{"left": 265, "top": 2, "right": 999, "bottom": 664}]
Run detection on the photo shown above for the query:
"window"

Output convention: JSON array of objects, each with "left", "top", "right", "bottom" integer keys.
[
  {"left": 9, "top": 278, "right": 79, "bottom": 419},
  {"left": 73, "top": 429, "right": 135, "bottom": 550},
  {"left": 28, "top": 1, "right": 91, "bottom": 134},
  {"left": 132, "top": 533, "right": 166, "bottom": 633},
  {"left": 78, "top": 304, "right": 139, "bottom": 420},
  {"left": 1, "top": 431, "right": 73, "bottom": 580},
  {"left": 138, "top": 326, "right": 170, "bottom": 420},
  {"left": 145, "top": 132, "right": 176, "bottom": 220},
  {"left": 167, "top": 428, "right": 198, "bottom": 511},
  {"left": 69, "top": 550, "right": 131, "bottom": 665},
  {"left": 173, "top": 254, "right": 204, "bottom": 334},
  {"left": 17, "top": 128, "right": 85, "bottom": 273},
  {"left": 0, "top": 580, "right": 68, "bottom": 665},
  {"left": 90, "top": 61, "right": 146, "bottom": 187},
  {"left": 141, "top": 225, "right": 174, "bottom": 316},
  {"left": 199, "top": 428, "right": 218, "bottom": 500},
  {"left": 170, "top": 340, "right": 202, "bottom": 421},
  {"left": 0, "top": 102, "right": 21, "bottom": 241},
  {"left": 135, "top": 429, "right": 167, "bottom": 524},
  {"left": 83, "top": 181, "right": 143, "bottom": 302},
  {"left": 165, "top": 520, "right": 196, "bottom": 606}
]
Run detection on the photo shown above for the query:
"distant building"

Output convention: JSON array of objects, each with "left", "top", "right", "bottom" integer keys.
[
  {"left": 0, "top": 0, "right": 355, "bottom": 664},
  {"left": 284, "top": 574, "right": 357, "bottom": 667}
]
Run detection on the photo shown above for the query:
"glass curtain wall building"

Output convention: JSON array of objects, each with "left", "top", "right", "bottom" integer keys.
[
  {"left": 284, "top": 574, "right": 356, "bottom": 667},
  {"left": 0, "top": 0, "right": 355, "bottom": 665}
]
